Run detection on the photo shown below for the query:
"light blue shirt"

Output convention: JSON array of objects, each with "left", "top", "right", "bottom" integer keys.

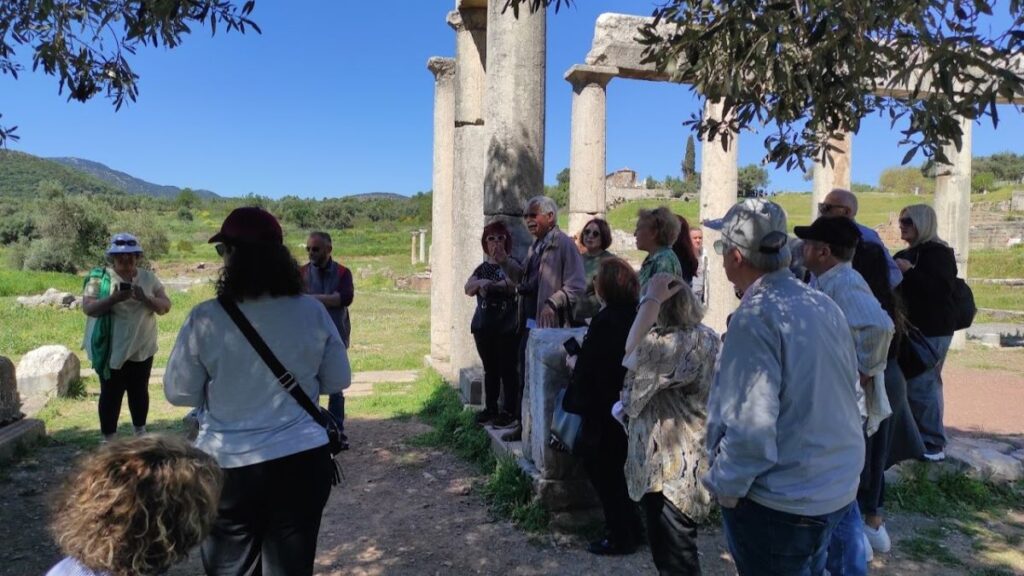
[
  {"left": 164, "top": 295, "right": 350, "bottom": 468},
  {"left": 857, "top": 223, "right": 902, "bottom": 288},
  {"left": 46, "top": 558, "right": 108, "bottom": 576},
  {"left": 704, "top": 269, "right": 865, "bottom": 516}
]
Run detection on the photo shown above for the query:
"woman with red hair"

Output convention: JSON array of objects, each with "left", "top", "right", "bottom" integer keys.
[{"left": 466, "top": 221, "right": 524, "bottom": 426}]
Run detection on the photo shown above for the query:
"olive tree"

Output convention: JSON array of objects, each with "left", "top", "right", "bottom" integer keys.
[{"left": 0, "top": 1, "right": 260, "bottom": 146}]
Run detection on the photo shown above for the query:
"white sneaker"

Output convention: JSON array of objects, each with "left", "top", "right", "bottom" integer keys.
[
  {"left": 862, "top": 531, "right": 875, "bottom": 563},
  {"left": 863, "top": 522, "right": 891, "bottom": 553},
  {"left": 922, "top": 450, "right": 946, "bottom": 462}
]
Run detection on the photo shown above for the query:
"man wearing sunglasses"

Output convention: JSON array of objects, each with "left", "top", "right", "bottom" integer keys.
[
  {"left": 819, "top": 188, "right": 902, "bottom": 289},
  {"left": 300, "top": 231, "right": 354, "bottom": 450}
]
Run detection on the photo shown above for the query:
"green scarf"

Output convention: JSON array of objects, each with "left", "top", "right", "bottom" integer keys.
[{"left": 84, "top": 267, "right": 112, "bottom": 380}]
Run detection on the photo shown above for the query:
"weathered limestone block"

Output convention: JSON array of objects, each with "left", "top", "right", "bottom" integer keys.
[
  {"left": 1011, "top": 191, "right": 1024, "bottom": 212},
  {"left": 16, "top": 288, "right": 77, "bottom": 309},
  {"left": 16, "top": 345, "right": 80, "bottom": 401},
  {"left": 946, "top": 436, "right": 1023, "bottom": 483},
  {"left": 522, "top": 327, "right": 588, "bottom": 481},
  {"left": 585, "top": 13, "right": 677, "bottom": 81},
  {"left": 0, "top": 356, "right": 22, "bottom": 424}
]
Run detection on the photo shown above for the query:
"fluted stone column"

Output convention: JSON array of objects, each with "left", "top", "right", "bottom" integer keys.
[
  {"left": 700, "top": 99, "right": 739, "bottom": 334},
  {"left": 428, "top": 56, "right": 455, "bottom": 370},
  {"left": 565, "top": 65, "right": 616, "bottom": 236},
  {"left": 934, "top": 117, "right": 972, "bottom": 350},
  {"left": 812, "top": 132, "right": 853, "bottom": 218},
  {"left": 449, "top": 8, "right": 488, "bottom": 379},
  {"left": 482, "top": 0, "right": 546, "bottom": 264}
]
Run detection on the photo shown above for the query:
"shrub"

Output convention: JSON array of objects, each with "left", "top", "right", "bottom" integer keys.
[
  {"left": 176, "top": 240, "right": 194, "bottom": 254},
  {"left": 176, "top": 207, "right": 194, "bottom": 221},
  {"left": 23, "top": 237, "right": 81, "bottom": 273}
]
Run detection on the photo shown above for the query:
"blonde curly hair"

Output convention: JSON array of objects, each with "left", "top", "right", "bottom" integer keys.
[{"left": 50, "top": 435, "right": 222, "bottom": 576}]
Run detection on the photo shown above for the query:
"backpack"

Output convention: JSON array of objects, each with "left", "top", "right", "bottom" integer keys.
[{"left": 952, "top": 277, "right": 976, "bottom": 330}]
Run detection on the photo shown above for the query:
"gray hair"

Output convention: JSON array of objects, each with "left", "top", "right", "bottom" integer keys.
[
  {"left": 637, "top": 206, "right": 681, "bottom": 247},
  {"left": 307, "top": 231, "right": 332, "bottom": 245},
  {"left": 901, "top": 204, "right": 942, "bottom": 246},
  {"left": 526, "top": 196, "right": 558, "bottom": 220},
  {"left": 828, "top": 188, "right": 859, "bottom": 216},
  {"left": 656, "top": 281, "right": 705, "bottom": 329}
]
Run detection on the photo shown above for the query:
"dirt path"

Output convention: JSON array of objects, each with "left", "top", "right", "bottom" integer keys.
[{"left": 5, "top": 414, "right": 1016, "bottom": 576}]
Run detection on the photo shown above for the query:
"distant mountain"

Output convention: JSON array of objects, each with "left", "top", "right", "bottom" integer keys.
[
  {"left": 0, "top": 150, "right": 123, "bottom": 197},
  {"left": 48, "top": 157, "right": 220, "bottom": 199}
]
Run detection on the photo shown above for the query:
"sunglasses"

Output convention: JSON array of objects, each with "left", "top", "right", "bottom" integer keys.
[
  {"left": 485, "top": 235, "right": 507, "bottom": 243},
  {"left": 305, "top": 246, "right": 323, "bottom": 253},
  {"left": 713, "top": 239, "right": 729, "bottom": 255},
  {"left": 113, "top": 239, "right": 138, "bottom": 246},
  {"left": 817, "top": 203, "right": 846, "bottom": 215},
  {"left": 898, "top": 217, "right": 915, "bottom": 227},
  {"left": 215, "top": 243, "right": 233, "bottom": 257},
  {"left": 582, "top": 229, "right": 601, "bottom": 238}
]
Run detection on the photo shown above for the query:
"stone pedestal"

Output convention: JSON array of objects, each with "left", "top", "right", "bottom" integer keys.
[
  {"left": 812, "top": 132, "right": 853, "bottom": 219},
  {"left": 565, "top": 65, "right": 616, "bottom": 237},
  {"left": 16, "top": 345, "right": 80, "bottom": 402},
  {"left": 699, "top": 99, "right": 739, "bottom": 334},
  {"left": 428, "top": 56, "right": 456, "bottom": 373},
  {"left": 934, "top": 117, "right": 972, "bottom": 350},
  {"left": 0, "top": 356, "right": 21, "bottom": 424},
  {"left": 521, "top": 328, "right": 597, "bottom": 511}
]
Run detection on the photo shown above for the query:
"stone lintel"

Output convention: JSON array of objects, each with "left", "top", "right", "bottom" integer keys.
[
  {"left": 427, "top": 56, "right": 456, "bottom": 78},
  {"left": 447, "top": 7, "right": 487, "bottom": 32},
  {"left": 564, "top": 64, "right": 619, "bottom": 88},
  {"left": 456, "top": 0, "right": 488, "bottom": 9}
]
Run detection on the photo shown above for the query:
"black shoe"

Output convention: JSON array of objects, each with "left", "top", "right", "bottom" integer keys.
[
  {"left": 587, "top": 538, "right": 637, "bottom": 556},
  {"left": 475, "top": 409, "right": 498, "bottom": 424},
  {"left": 500, "top": 424, "right": 522, "bottom": 442},
  {"left": 489, "top": 413, "right": 515, "bottom": 428}
]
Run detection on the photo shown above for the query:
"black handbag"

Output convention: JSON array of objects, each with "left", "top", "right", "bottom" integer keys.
[
  {"left": 549, "top": 388, "right": 584, "bottom": 454},
  {"left": 897, "top": 323, "right": 941, "bottom": 380},
  {"left": 952, "top": 277, "right": 976, "bottom": 330},
  {"left": 218, "top": 296, "right": 345, "bottom": 486},
  {"left": 470, "top": 296, "right": 518, "bottom": 335}
]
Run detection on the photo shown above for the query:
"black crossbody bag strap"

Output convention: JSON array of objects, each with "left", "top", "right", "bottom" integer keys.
[{"left": 217, "top": 296, "right": 327, "bottom": 428}]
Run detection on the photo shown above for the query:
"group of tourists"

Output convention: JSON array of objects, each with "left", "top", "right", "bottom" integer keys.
[
  {"left": 44, "top": 187, "right": 964, "bottom": 576},
  {"left": 467, "top": 191, "right": 964, "bottom": 574}
]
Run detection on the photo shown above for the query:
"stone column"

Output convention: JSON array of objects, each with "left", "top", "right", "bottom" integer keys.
[
  {"left": 565, "top": 65, "right": 616, "bottom": 236},
  {"left": 428, "top": 57, "right": 456, "bottom": 369},
  {"left": 934, "top": 117, "right": 972, "bottom": 350},
  {"left": 700, "top": 99, "right": 739, "bottom": 334},
  {"left": 419, "top": 229, "right": 427, "bottom": 263},
  {"left": 449, "top": 8, "right": 488, "bottom": 379},
  {"left": 482, "top": 0, "right": 546, "bottom": 265},
  {"left": 811, "top": 132, "right": 853, "bottom": 219},
  {"left": 411, "top": 232, "right": 418, "bottom": 266}
]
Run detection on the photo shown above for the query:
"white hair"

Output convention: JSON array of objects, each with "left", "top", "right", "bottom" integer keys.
[{"left": 527, "top": 195, "right": 558, "bottom": 219}]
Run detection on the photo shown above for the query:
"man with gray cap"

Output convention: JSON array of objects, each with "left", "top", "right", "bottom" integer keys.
[{"left": 703, "top": 199, "right": 865, "bottom": 575}]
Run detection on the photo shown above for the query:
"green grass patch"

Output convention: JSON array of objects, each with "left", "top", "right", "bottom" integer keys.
[
  {"left": 969, "top": 248, "right": 1024, "bottom": 279},
  {"left": 970, "top": 284, "right": 1024, "bottom": 312},
  {"left": 0, "top": 268, "right": 82, "bottom": 296},
  {"left": 902, "top": 534, "right": 964, "bottom": 566},
  {"left": 890, "top": 462, "right": 1024, "bottom": 517}
]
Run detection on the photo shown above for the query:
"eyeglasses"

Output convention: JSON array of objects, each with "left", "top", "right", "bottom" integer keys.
[
  {"left": 582, "top": 229, "right": 601, "bottom": 238},
  {"left": 305, "top": 246, "right": 322, "bottom": 253},
  {"left": 898, "top": 217, "right": 915, "bottom": 227},
  {"left": 486, "top": 235, "right": 507, "bottom": 243},
  {"left": 818, "top": 203, "right": 846, "bottom": 215},
  {"left": 713, "top": 239, "right": 729, "bottom": 255},
  {"left": 215, "top": 244, "right": 232, "bottom": 257},
  {"left": 113, "top": 239, "right": 138, "bottom": 246}
]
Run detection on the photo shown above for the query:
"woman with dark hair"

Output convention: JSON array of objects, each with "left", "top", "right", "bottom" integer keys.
[
  {"left": 564, "top": 257, "right": 641, "bottom": 555},
  {"left": 573, "top": 217, "right": 616, "bottom": 323},
  {"left": 466, "top": 220, "right": 523, "bottom": 426},
  {"left": 893, "top": 204, "right": 958, "bottom": 462},
  {"left": 165, "top": 207, "right": 350, "bottom": 576},
  {"left": 671, "top": 215, "right": 699, "bottom": 285}
]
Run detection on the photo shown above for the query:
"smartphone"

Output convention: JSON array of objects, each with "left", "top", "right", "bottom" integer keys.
[
  {"left": 562, "top": 337, "right": 581, "bottom": 357},
  {"left": 118, "top": 282, "right": 132, "bottom": 292}
]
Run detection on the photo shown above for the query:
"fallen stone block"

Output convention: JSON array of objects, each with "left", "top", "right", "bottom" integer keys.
[
  {"left": 0, "top": 356, "right": 22, "bottom": 424},
  {"left": 946, "top": 436, "right": 1023, "bottom": 483},
  {"left": 16, "top": 288, "right": 77, "bottom": 309},
  {"left": 16, "top": 345, "right": 80, "bottom": 401}
]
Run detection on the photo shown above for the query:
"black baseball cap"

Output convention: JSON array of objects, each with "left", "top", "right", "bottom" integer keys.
[
  {"left": 209, "top": 207, "right": 284, "bottom": 245},
  {"left": 793, "top": 217, "right": 861, "bottom": 249}
]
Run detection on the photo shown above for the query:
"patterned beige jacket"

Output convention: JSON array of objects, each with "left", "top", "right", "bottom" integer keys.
[{"left": 621, "top": 323, "right": 720, "bottom": 520}]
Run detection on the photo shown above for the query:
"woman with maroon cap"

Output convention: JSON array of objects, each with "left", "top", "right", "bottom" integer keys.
[{"left": 165, "top": 207, "right": 351, "bottom": 576}]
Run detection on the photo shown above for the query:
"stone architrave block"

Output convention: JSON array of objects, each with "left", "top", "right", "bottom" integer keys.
[
  {"left": 16, "top": 345, "right": 80, "bottom": 401},
  {"left": 522, "top": 327, "right": 588, "bottom": 481},
  {"left": 585, "top": 13, "right": 678, "bottom": 81},
  {"left": 0, "top": 356, "right": 22, "bottom": 424},
  {"left": 945, "top": 436, "right": 1024, "bottom": 483}
]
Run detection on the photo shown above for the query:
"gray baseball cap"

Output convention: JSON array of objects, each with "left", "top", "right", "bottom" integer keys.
[{"left": 704, "top": 199, "right": 791, "bottom": 271}]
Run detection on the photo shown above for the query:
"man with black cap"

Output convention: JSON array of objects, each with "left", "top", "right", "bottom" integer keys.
[
  {"left": 796, "top": 216, "right": 895, "bottom": 576},
  {"left": 703, "top": 199, "right": 864, "bottom": 575}
]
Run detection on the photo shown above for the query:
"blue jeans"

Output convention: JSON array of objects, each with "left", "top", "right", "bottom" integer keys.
[
  {"left": 327, "top": 393, "right": 346, "bottom": 439},
  {"left": 826, "top": 503, "right": 868, "bottom": 576},
  {"left": 905, "top": 334, "right": 952, "bottom": 452},
  {"left": 723, "top": 499, "right": 850, "bottom": 576}
]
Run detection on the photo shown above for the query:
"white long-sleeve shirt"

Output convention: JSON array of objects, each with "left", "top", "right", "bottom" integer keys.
[{"left": 164, "top": 295, "right": 350, "bottom": 468}]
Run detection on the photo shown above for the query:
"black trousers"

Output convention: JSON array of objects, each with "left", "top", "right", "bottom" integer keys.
[
  {"left": 97, "top": 357, "right": 153, "bottom": 435},
  {"left": 641, "top": 492, "right": 702, "bottom": 575},
  {"left": 473, "top": 332, "right": 519, "bottom": 414},
  {"left": 582, "top": 419, "right": 641, "bottom": 546},
  {"left": 202, "top": 445, "right": 333, "bottom": 576}
]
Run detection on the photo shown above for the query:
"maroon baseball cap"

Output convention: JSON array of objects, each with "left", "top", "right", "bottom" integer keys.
[{"left": 208, "top": 207, "right": 283, "bottom": 245}]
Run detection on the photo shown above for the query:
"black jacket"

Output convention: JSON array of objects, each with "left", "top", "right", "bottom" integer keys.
[
  {"left": 894, "top": 241, "right": 958, "bottom": 337},
  {"left": 564, "top": 304, "right": 636, "bottom": 423}
]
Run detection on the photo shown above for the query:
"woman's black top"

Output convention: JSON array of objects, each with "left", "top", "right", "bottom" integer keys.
[
  {"left": 564, "top": 303, "right": 637, "bottom": 424},
  {"left": 894, "top": 240, "right": 958, "bottom": 337}
]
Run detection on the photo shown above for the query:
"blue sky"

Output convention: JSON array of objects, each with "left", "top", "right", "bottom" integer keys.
[{"left": 2, "top": 1, "right": 1022, "bottom": 199}]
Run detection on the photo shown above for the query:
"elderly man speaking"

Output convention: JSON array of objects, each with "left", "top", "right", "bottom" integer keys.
[{"left": 703, "top": 199, "right": 865, "bottom": 576}]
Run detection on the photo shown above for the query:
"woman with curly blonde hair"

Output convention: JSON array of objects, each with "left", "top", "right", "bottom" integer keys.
[{"left": 46, "top": 435, "right": 222, "bottom": 576}]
